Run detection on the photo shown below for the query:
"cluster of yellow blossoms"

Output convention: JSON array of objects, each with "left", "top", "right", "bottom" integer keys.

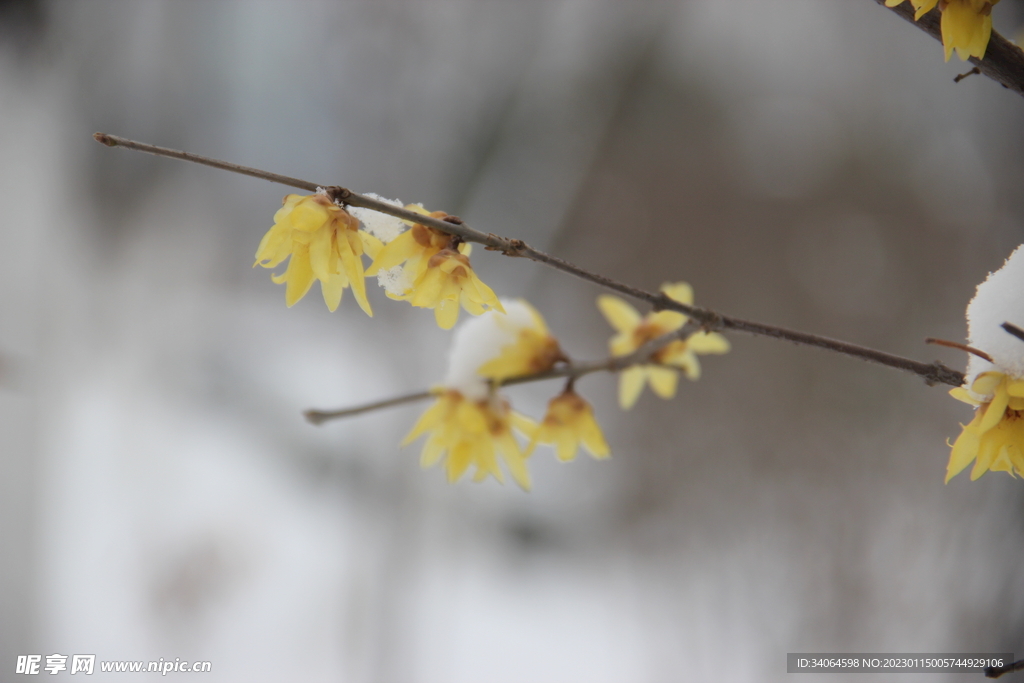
[
  {"left": 256, "top": 193, "right": 501, "bottom": 328},
  {"left": 598, "top": 283, "right": 730, "bottom": 410},
  {"left": 256, "top": 193, "right": 734, "bottom": 489},
  {"left": 885, "top": 0, "right": 1000, "bottom": 61},
  {"left": 402, "top": 301, "right": 609, "bottom": 489}
]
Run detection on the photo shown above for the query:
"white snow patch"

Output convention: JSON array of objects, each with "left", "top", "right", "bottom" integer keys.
[
  {"left": 966, "top": 244, "right": 1024, "bottom": 386},
  {"left": 376, "top": 265, "right": 412, "bottom": 297},
  {"left": 443, "top": 300, "right": 534, "bottom": 400},
  {"left": 349, "top": 192, "right": 406, "bottom": 243}
]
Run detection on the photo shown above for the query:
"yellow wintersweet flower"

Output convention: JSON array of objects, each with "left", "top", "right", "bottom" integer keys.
[
  {"left": 402, "top": 390, "right": 538, "bottom": 490},
  {"left": 946, "top": 372, "right": 1024, "bottom": 481},
  {"left": 885, "top": 0, "right": 999, "bottom": 61},
  {"left": 407, "top": 249, "right": 504, "bottom": 330},
  {"left": 366, "top": 206, "right": 503, "bottom": 329},
  {"left": 255, "top": 193, "right": 373, "bottom": 315},
  {"left": 365, "top": 206, "right": 452, "bottom": 288},
  {"left": 477, "top": 300, "right": 565, "bottom": 382},
  {"left": 527, "top": 390, "right": 610, "bottom": 462},
  {"left": 598, "top": 282, "right": 730, "bottom": 410}
]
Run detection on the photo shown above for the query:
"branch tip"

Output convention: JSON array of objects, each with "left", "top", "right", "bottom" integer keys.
[
  {"left": 925, "top": 337, "right": 993, "bottom": 362},
  {"left": 93, "top": 132, "right": 116, "bottom": 147},
  {"left": 1001, "top": 322, "right": 1024, "bottom": 344}
]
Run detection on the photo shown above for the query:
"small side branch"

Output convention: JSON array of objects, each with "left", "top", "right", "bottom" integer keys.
[
  {"left": 307, "top": 324, "right": 702, "bottom": 424},
  {"left": 305, "top": 390, "right": 435, "bottom": 425}
]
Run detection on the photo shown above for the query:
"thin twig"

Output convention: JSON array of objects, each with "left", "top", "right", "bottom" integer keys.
[
  {"left": 954, "top": 66, "right": 982, "bottom": 83},
  {"left": 94, "top": 133, "right": 966, "bottom": 389},
  {"left": 875, "top": 0, "right": 1024, "bottom": 98},
  {"left": 305, "top": 390, "right": 434, "bottom": 425},
  {"left": 926, "top": 337, "right": 993, "bottom": 362},
  {"left": 306, "top": 323, "right": 701, "bottom": 424}
]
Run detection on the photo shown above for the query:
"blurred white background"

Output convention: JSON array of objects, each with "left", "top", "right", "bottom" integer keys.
[{"left": 2, "top": 1, "right": 1024, "bottom": 681}]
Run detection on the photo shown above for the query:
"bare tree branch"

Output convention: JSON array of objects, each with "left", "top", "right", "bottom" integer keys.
[
  {"left": 94, "top": 133, "right": 966, "bottom": 390},
  {"left": 875, "top": 0, "right": 1024, "bottom": 97}
]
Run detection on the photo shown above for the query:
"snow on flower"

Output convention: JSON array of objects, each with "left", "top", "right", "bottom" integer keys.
[
  {"left": 476, "top": 300, "right": 565, "bottom": 382},
  {"left": 348, "top": 193, "right": 407, "bottom": 244},
  {"left": 946, "top": 244, "right": 1024, "bottom": 481},
  {"left": 364, "top": 205, "right": 502, "bottom": 329}
]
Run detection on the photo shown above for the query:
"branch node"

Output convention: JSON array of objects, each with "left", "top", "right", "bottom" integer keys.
[
  {"left": 303, "top": 410, "right": 329, "bottom": 426},
  {"left": 501, "top": 238, "right": 527, "bottom": 257},
  {"left": 324, "top": 186, "right": 351, "bottom": 205},
  {"left": 698, "top": 309, "right": 724, "bottom": 333}
]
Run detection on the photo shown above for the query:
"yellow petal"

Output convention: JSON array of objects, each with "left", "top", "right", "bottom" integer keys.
[
  {"left": 648, "top": 310, "right": 687, "bottom": 332},
  {"left": 913, "top": 0, "right": 939, "bottom": 20},
  {"left": 971, "top": 371, "right": 1003, "bottom": 396},
  {"left": 401, "top": 397, "right": 449, "bottom": 446},
  {"left": 420, "top": 434, "right": 447, "bottom": 468},
  {"left": 435, "top": 298, "right": 460, "bottom": 330},
  {"left": 598, "top": 295, "right": 641, "bottom": 334},
  {"left": 949, "top": 386, "right": 982, "bottom": 405},
  {"left": 660, "top": 282, "right": 693, "bottom": 305},
  {"left": 687, "top": 331, "right": 731, "bottom": 355},
  {"left": 360, "top": 231, "right": 384, "bottom": 260},
  {"left": 578, "top": 412, "right": 610, "bottom": 459},
  {"left": 340, "top": 242, "right": 372, "bottom": 316},
  {"left": 446, "top": 441, "right": 476, "bottom": 482},
  {"left": 946, "top": 425, "right": 980, "bottom": 482},
  {"left": 495, "top": 433, "right": 531, "bottom": 491},
  {"left": 365, "top": 231, "right": 419, "bottom": 276},
  {"left": 321, "top": 272, "right": 346, "bottom": 312},
  {"left": 555, "top": 431, "right": 578, "bottom": 462},
  {"left": 647, "top": 365, "right": 679, "bottom": 399},
  {"left": 970, "top": 437, "right": 1000, "bottom": 480},
  {"left": 1006, "top": 380, "right": 1024, "bottom": 397},
  {"left": 283, "top": 250, "right": 315, "bottom": 307},
  {"left": 978, "top": 384, "right": 1010, "bottom": 433},
  {"left": 619, "top": 366, "right": 647, "bottom": 410},
  {"left": 308, "top": 226, "right": 333, "bottom": 281},
  {"left": 254, "top": 224, "right": 292, "bottom": 267}
]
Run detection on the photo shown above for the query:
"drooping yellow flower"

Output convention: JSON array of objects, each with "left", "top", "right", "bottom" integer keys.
[
  {"left": 402, "top": 390, "right": 537, "bottom": 489},
  {"left": 477, "top": 300, "right": 565, "bottom": 382},
  {"left": 366, "top": 206, "right": 502, "bottom": 329},
  {"left": 527, "top": 390, "right": 610, "bottom": 462},
  {"left": 255, "top": 193, "right": 373, "bottom": 315},
  {"left": 407, "top": 249, "right": 504, "bottom": 330},
  {"left": 598, "top": 282, "right": 730, "bottom": 410},
  {"left": 365, "top": 206, "right": 453, "bottom": 288},
  {"left": 947, "top": 371, "right": 1024, "bottom": 481},
  {"left": 885, "top": 0, "right": 999, "bottom": 61},
  {"left": 940, "top": 0, "right": 997, "bottom": 61}
]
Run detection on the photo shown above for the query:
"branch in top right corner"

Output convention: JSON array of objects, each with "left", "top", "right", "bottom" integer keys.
[{"left": 876, "top": 0, "right": 1024, "bottom": 98}]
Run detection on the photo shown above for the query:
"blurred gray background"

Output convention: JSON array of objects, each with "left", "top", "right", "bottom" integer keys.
[{"left": 2, "top": 1, "right": 1024, "bottom": 681}]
